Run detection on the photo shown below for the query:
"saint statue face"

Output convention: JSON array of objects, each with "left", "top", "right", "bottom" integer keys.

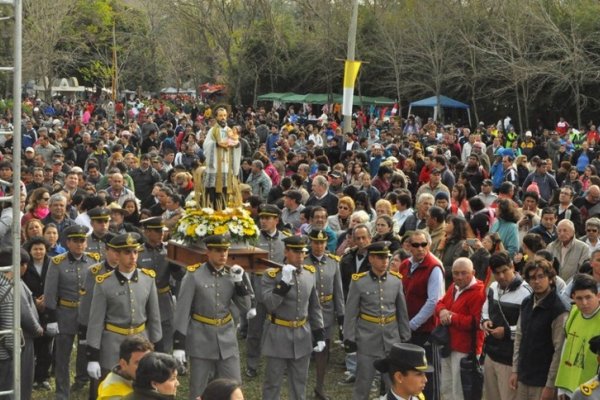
[{"left": 217, "top": 109, "right": 228, "bottom": 128}]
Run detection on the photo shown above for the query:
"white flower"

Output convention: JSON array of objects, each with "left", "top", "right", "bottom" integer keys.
[
  {"left": 195, "top": 225, "right": 207, "bottom": 237},
  {"left": 201, "top": 208, "right": 214, "bottom": 215}
]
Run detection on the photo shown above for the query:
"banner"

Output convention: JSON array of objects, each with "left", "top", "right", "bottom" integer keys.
[{"left": 342, "top": 60, "right": 362, "bottom": 116}]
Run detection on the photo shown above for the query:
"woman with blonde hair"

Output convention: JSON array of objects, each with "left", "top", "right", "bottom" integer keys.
[{"left": 23, "top": 218, "right": 44, "bottom": 243}]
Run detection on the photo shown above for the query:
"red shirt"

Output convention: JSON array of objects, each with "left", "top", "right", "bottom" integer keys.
[{"left": 435, "top": 279, "right": 486, "bottom": 354}]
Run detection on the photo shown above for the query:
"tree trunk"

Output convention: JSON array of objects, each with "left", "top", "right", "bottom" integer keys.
[{"left": 514, "top": 83, "right": 523, "bottom": 134}]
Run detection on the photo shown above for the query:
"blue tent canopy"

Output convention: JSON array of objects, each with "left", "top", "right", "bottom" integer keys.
[
  {"left": 409, "top": 95, "right": 469, "bottom": 109},
  {"left": 408, "top": 95, "right": 471, "bottom": 125}
]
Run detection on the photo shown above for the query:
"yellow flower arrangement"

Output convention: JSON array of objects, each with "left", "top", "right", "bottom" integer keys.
[{"left": 173, "top": 206, "right": 260, "bottom": 244}]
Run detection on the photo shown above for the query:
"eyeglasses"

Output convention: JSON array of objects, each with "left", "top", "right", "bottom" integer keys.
[
  {"left": 411, "top": 242, "right": 428, "bottom": 248},
  {"left": 527, "top": 273, "right": 548, "bottom": 281},
  {"left": 41, "top": 197, "right": 50, "bottom": 201},
  {"left": 560, "top": 191, "right": 572, "bottom": 195},
  {"left": 338, "top": 206, "right": 349, "bottom": 210},
  {"left": 587, "top": 228, "right": 598, "bottom": 233}
]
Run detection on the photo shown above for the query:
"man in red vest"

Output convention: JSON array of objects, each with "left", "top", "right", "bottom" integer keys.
[{"left": 399, "top": 230, "right": 445, "bottom": 400}]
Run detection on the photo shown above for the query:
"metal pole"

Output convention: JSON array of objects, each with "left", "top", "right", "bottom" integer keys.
[
  {"left": 12, "top": 0, "right": 23, "bottom": 398},
  {"left": 342, "top": 0, "right": 359, "bottom": 134}
]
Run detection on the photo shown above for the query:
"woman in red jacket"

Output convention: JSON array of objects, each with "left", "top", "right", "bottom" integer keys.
[{"left": 435, "top": 257, "right": 486, "bottom": 400}]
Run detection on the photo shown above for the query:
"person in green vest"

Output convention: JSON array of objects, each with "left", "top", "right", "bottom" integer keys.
[
  {"left": 556, "top": 273, "right": 600, "bottom": 399},
  {"left": 571, "top": 335, "right": 600, "bottom": 400}
]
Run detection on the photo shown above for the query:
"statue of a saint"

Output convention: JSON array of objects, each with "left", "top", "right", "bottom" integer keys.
[{"left": 201, "top": 107, "right": 242, "bottom": 210}]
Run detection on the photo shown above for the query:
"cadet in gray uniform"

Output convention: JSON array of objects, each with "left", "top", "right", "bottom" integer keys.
[
  {"left": 572, "top": 336, "right": 600, "bottom": 400},
  {"left": 77, "top": 232, "right": 116, "bottom": 400},
  {"left": 246, "top": 203, "right": 288, "bottom": 378},
  {"left": 304, "top": 229, "right": 344, "bottom": 400},
  {"left": 43, "top": 224, "right": 101, "bottom": 400},
  {"left": 261, "top": 235, "right": 326, "bottom": 400},
  {"left": 137, "top": 217, "right": 184, "bottom": 353},
  {"left": 343, "top": 241, "right": 411, "bottom": 400},
  {"left": 172, "top": 235, "right": 252, "bottom": 400},
  {"left": 86, "top": 207, "right": 111, "bottom": 260},
  {"left": 374, "top": 343, "right": 432, "bottom": 400},
  {"left": 86, "top": 232, "right": 162, "bottom": 381}
]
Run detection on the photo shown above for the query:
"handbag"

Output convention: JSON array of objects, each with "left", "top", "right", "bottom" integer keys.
[
  {"left": 460, "top": 317, "right": 484, "bottom": 400},
  {"left": 429, "top": 324, "right": 451, "bottom": 358}
]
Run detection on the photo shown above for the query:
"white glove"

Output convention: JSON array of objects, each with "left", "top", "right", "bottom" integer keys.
[
  {"left": 173, "top": 349, "right": 186, "bottom": 365},
  {"left": 87, "top": 361, "right": 101, "bottom": 380},
  {"left": 247, "top": 308, "right": 257, "bottom": 319},
  {"left": 281, "top": 264, "right": 296, "bottom": 284},
  {"left": 229, "top": 265, "right": 244, "bottom": 283},
  {"left": 313, "top": 340, "right": 326, "bottom": 353},
  {"left": 46, "top": 322, "right": 59, "bottom": 336}
]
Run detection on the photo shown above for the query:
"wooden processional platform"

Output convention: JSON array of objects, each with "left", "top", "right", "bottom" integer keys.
[{"left": 166, "top": 241, "right": 280, "bottom": 272}]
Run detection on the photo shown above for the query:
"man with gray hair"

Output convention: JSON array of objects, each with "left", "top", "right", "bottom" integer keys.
[
  {"left": 399, "top": 230, "right": 445, "bottom": 400},
  {"left": 435, "top": 257, "right": 486, "bottom": 400},
  {"left": 547, "top": 219, "right": 589, "bottom": 281},
  {"left": 306, "top": 175, "right": 339, "bottom": 215},
  {"left": 583, "top": 217, "right": 600, "bottom": 256},
  {"left": 400, "top": 193, "right": 434, "bottom": 236},
  {"left": 42, "top": 193, "right": 75, "bottom": 245},
  {"left": 245, "top": 159, "right": 272, "bottom": 202}
]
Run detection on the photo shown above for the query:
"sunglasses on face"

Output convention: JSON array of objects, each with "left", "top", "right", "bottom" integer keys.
[
  {"left": 411, "top": 242, "right": 428, "bottom": 248},
  {"left": 587, "top": 228, "right": 598, "bottom": 233}
]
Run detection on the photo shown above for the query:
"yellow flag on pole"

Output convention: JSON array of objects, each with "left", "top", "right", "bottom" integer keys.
[
  {"left": 342, "top": 60, "right": 361, "bottom": 116},
  {"left": 343, "top": 60, "right": 362, "bottom": 88}
]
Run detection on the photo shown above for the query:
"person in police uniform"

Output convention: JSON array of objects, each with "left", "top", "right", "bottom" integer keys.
[
  {"left": 246, "top": 203, "right": 289, "bottom": 378},
  {"left": 374, "top": 342, "right": 432, "bottom": 400},
  {"left": 86, "top": 207, "right": 112, "bottom": 259},
  {"left": 572, "top": 336, "right": 600, "bottom": 400},
  {"left": 137, "top": 217, "right": 185, "bottom": 353},
  {"left": 78, "top": 231, "right": 116, "bottom": 400},
  {"left": 43, "top": 224, "right": 101, "bottom": 400},
  {"left": 305, "top": 229, "right": 344, "bottom": 400},
  {"left": 261, "top": 235, "right": 326, "bottom": 400},
  {"left": 343, "top": 241, "right": 411, "bottom": 400},
  {"left": 85, "top": 232, "right": 162, "bottom": 381},
  {"left": 172, "top": 235, "right": 252, "bottom": 400}
]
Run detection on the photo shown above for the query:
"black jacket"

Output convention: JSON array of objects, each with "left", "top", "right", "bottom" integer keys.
[{"left": 339, "top": 247, "right": 371, "bottom": 300}]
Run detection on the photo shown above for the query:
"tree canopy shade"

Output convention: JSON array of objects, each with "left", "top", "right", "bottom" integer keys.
[
  {"left": 408, "top": 95, "right": 471, "bottom": 125},
  {"left": 256, "top": 92, "right": 395, "bottom": 106}
]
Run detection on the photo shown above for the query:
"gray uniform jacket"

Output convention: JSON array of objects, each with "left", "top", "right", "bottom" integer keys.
[
  {"left": 343, "top": 270, "right": 411, "bottom": 356},
  {"left": 304, "top": 252, "right": 344, "bottom": 330},
  {"left": 261, "top": 265, "right": 325, "bottom": 360},
  {"left": 173, "top": 262, "right": 251, "bottom": 360},
  {"left": 78, "top": 261, "right": 115, "bottom": 328},
  {"left": 86, "top": 233, "right": 108, "bottom": 260},
  {"left": 253, "top": 230, "right": 287, "bottom": 303},
  {"left": 138, "top": 242, "right": 184, "bottom": 322},
  {"left": 87, "top": 268, "right": 162, "bottom": 369},
  {"left": 43, "top": 252, "right": 101, "bottom": 335}
]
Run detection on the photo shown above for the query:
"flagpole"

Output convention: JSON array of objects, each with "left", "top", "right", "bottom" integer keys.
[{"left": 342, "top": 0, "right": 359, "bottom": 134}]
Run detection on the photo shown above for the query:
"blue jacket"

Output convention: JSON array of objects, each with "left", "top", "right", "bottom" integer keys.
[{"left": 490, "top": 162, "right": 504, "bottom": 190}]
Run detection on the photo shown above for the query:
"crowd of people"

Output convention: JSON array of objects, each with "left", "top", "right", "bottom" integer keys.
[{"left": 0, "top": 96, "right": 600, "bottom": 400}]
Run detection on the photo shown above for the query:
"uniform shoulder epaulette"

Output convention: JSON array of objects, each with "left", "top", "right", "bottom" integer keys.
[
  {"left": 281, "top": 230, "right": 292, "bottom": 237},
  {"left": 86, "top": 252, "right": 101, "bottom": 262},
  {"left": 96, "top": 271, "right": 113, "bottom": 284},
  {"left": 186, "top": 263, "right": 202, "bottom": 273},
  {"left": 267, "top": 268, "right": 281, "bottom": 278},
  {"left": 580, "top": 379, "right": 600, "bottom": 396},
  {"left": 326, "top": 253, "right": 340, "bottom": 262},
  {"left": 303, "top": 264, "right": 315, "bottom": 273},
  {"left": 52, "top": 253, "right": 67, "bottom": 265},
  {"left": 390, "top": 271, "right": 403, "bottom": 279},
  {"left": 140, "top": 268, "right": 156, "bottom": 278},
  {"left": 352, "top": 271, "right": 368, "bottom": 281},
  {"left": 90, "top": 263, "right": 102, "bottom": 275}
]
